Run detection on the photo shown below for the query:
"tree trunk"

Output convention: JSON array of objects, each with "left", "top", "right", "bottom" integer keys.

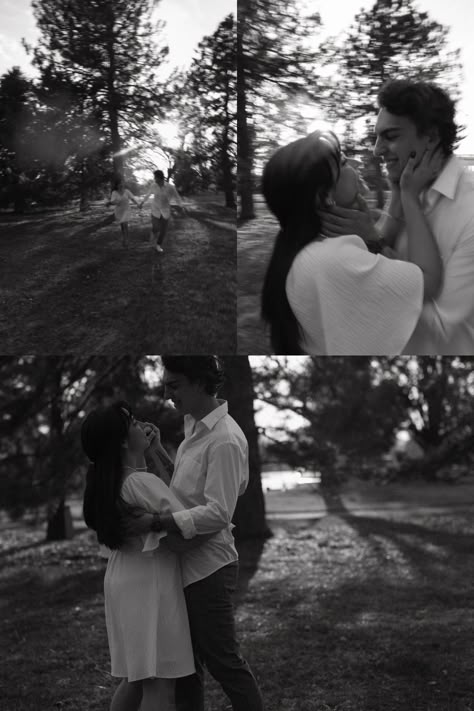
[
  {"left": 221, "top": 356, "right": 271, "bottom": 539},
  {"left": 105, "top": 5, "right": 124, "bottom": 176},
  {"left": 47, "top": 498, "right": 74, "bottom": 541},
  {"left": 12, "top": 182, "right": 27, "bottom": 214},
  {"left": 79, "top": 159, "right": 90, "bottom": 212},
  {"left": 45, "top": 362, "right": 74, "bottom": 541},
  {"left": 221, "top": 136, "right": 236, "bottom": 209},
  {"left": 221, "top": 66, "right": 236, "bottom": 209},
  {"left": 237, "top": 13, "right": 255, "bottom": 221}
]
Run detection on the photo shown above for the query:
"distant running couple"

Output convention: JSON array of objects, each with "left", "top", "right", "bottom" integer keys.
[
  {"left": 108, "top": 170, "right": 185, "bottom": 251},
  {"left": 81, "top": 356, "right": 265, "bottom": 711}
]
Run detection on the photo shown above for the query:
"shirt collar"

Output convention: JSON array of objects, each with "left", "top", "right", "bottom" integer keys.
[
  {"left": 423, "top": 155, "right": 463, "bottom": 209},
  {"left": 184, "top": 399, "right": 228, "bottom": 436}
]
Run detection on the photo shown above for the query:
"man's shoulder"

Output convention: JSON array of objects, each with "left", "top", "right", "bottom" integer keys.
[
  {"left": 458, "top": 165, "right": 474, "bottom": 199},
  {"left": 443, "top": 156, "right": 474, "bottom": 203},
  {"left": 211, "top": 414, "right": 247, "bottom": 450}
]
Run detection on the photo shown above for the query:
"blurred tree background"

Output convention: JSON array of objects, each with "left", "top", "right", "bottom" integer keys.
[
  {"left": 254, "top": 356, "right": 473, "bottom": 486},
  {"left": 238, "top": 0, "right": 323, "bottom": 219},
  {"left": 0, "top": 1, "right": 236, "bottom": 213},
  {"left": 1, "top": 356, "right": 472, "bottom": 541},
  {"left": 237, "top": 0, "right": 464, "bottom": 219}
]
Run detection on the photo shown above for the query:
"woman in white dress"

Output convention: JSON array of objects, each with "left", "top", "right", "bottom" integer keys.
[
  {"left": 261, "top": 130, "right": 443, "bottom": 355},
  {"left": 107, "top": 178, "right": 141, "bottom": 247},
  {"left": 81, "top": 401, "right": 195, "bottom": 711}
]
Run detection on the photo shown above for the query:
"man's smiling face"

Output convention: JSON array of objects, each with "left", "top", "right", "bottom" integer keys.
[
  {"left": 373, "top": 108, "right": 432, "bottom": 184},
  {"left": 163, "top": 369, "right": 204, "bottom": 416}
]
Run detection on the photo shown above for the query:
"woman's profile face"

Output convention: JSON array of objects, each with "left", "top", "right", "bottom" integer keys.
[{"left": 331, "top": 153, "right": 361, "bottom": 207}]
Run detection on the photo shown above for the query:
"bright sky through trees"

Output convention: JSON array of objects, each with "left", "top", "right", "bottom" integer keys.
[
  {"left": 301, "top": 0, "right": 474, "bottom": 154},
  {"left": 0, "top": 0, "right": 236, "bottom": 76}
]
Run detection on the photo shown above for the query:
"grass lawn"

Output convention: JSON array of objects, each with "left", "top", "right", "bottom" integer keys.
[
  {"left": 2, "top": 498, "right": 474, "bottom": 710},
  {"left": 0, "top": 193, "right": 236, "bottom": 354},
  {"left": 237, "top": 196, "right": 275, "bottom": 354}
]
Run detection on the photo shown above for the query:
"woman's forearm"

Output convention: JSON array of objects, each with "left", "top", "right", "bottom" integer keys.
[
  {"left": 376, "top": 188, "right": 404, "bottom": 247},
  {"left": 401, "top": 192, "right": 442, "bottom": 300},
  {"left": 146, "top": 443, "right": 174, "bottom": 485}
]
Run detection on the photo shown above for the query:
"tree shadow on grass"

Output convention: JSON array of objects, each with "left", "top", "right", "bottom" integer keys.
[
  {"left": 70, "top": 214, "right": 116, "bottom": 240},
  {"left": 264, "top": 591, "right": 474, "bottom": 711},
  {"left": 248, "top": 512, "right": 474, "bottom": 710},
  {"left": 0, "top": 563, "right": 106, "bottom": 668},
  {"left": 317, "top": 486, "right": 474, "bottom": 579},
  {"left": 236, "top": 537, "right": 268, "bottom": 600}
]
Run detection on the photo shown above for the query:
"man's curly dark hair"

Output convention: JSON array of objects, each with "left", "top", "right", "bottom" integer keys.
[
  {"left": 161, "top": 356, "right": 225, "bottom": 395},
  {"left": 377, "top": 79, "right": 461, "bottom": 156}
]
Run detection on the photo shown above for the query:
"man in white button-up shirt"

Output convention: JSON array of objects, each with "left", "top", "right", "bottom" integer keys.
[
  {"left": 140, "top": 169, "right": 185, "bottom": 254},
  {"left": 131, "top": 357, "right": 265, "bottom": 711},
  {"left": 319, "top": 79, "right": 474, "bottom": 354},
  {"left": 373, "top": 80, "right": 474, "bottom": 354}
]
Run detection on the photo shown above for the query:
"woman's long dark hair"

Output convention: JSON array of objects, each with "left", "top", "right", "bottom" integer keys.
[
  {"left": 261, "top": 131, "right": 341, "bottom": 353},
  {"left": 81, "top": 401, "right": 133, "bottom": 549},
  {"left": 111, "top": 176, "right": 124, "bottom": 193}
]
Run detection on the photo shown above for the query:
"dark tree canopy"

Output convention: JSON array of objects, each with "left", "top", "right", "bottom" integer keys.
[
  {"left": 173, "top": 14, "right": 236, "bottom": 206},
  {"left": 26, "top": 0, "right": 170, "bottom": 174},
  {"left": 237, "top": 0, "right": 323, "bottom": 219},
  {"left": 252, "top": 356, "right": 474, "bottom": 485}
]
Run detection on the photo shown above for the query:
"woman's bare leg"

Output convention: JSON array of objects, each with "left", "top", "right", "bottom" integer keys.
[
  {"left": 141, "top": 678, "right": 176, "bottom": 711},
  {"left": 110, "top": 679, "right": 142, "bottom": 711}
]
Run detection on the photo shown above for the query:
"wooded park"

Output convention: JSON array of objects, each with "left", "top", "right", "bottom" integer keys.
[{"left": 1, "top": 356, "right": 473, "bottom": 710}]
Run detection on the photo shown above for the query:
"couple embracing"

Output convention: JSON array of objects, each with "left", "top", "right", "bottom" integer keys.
[
  {"left": 81, "top": 356, "right": 264, "bottom": 711},
  {"left": 262, "top": 78, "right": 474, "bottom": 355}
]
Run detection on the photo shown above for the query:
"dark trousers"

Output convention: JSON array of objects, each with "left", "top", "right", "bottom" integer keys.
[
  {"left": 151, "top": 215, "right": 169, "bottom": 245},
  {"left": 175, "top": 562, "right": 264, "bottom": 711}
]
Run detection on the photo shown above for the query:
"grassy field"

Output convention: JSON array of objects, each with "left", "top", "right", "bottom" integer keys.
[
  {"left": 2, "top": 486, "right": 474, "bottom": 711},
  {"left": 237, "top": 196, "right": 275, "bottom": 354},
  {"left": 0, "top": 193, "right": 236, "bottom": 354}
]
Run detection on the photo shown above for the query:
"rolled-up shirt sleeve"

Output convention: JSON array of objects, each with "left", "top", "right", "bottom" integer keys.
[
  {"left": 172, "top": 440, "right": 248, "bottom": 535},
  {"left": 121, "top": 472, "right": 196, "bottom": 553}
]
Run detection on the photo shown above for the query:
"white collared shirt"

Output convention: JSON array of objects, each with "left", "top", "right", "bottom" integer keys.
[
  {"left": 147, "top": 182, "right": 183, "bottom": 219},
  {"left": 170, "top": 400, "right": 249, "bottom": 587},
  {"left": 394, "top": 156, "right": 474, "bottom": 354}
]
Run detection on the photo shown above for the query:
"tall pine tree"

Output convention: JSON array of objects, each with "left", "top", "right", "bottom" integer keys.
[
  {"left": 237, "top": 0, "right": 323, "bottom": 219},
  {"left": 175, "top": 15, "right": 236, "bottom": 207},
  {"left": 26, "top": 0, "right": 170, "bottom": 175}
]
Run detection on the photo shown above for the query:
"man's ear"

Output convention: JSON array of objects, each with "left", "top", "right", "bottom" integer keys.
[{"left": 426, "top": 126, "right": 440, "bottom": 146}]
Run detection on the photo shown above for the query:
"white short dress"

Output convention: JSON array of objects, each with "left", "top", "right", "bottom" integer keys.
[
  {"left": 110, "top": 189, "right": 134, "bottom": 223},
  {"left": 286, "top": 234, "right": 424, "bottom": 355},
  {"left": 103, "top": 471, "right": 195, "bottom": 681}
]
